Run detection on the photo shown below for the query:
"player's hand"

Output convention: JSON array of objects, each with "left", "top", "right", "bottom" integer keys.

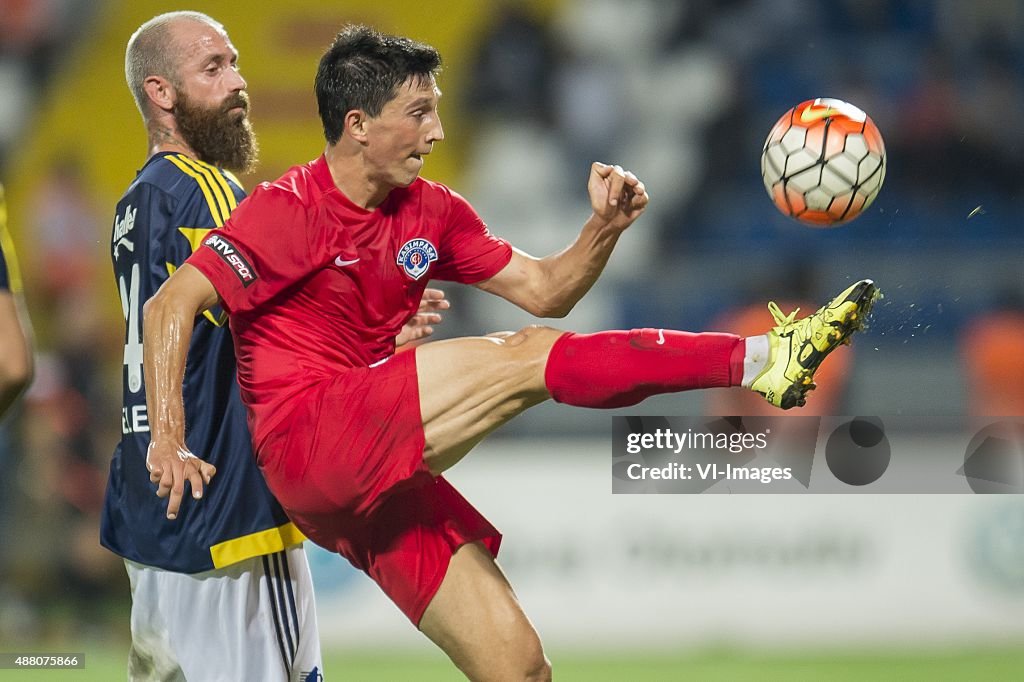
[
  {"left": 145, "top": 440, "right": 217, "bottom": 520},
  {"left": 588, "top": 162, "right": 649, "bottom": 232},
  {"left": 396, "top": 288, "right": 449, "bottom": 347}
]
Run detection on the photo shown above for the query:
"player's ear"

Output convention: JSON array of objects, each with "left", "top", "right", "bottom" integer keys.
[
  {"left": 144, "top": 75, "right": 177, "bottom": 113},
  {"left": 344, "top": 109, "right": 369, "bottom": 142}
]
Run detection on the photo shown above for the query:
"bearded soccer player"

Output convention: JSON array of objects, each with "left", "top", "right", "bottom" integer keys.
[
  {"left": 101, "top": 13, "right": 446, "bottom": 681},
  {"left": 143, "top": 25, "right": 877, "bottom": 681}
]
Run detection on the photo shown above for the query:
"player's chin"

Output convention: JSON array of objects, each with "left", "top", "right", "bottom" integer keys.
[{"left": 397, "top": 157, "right": 424, "bottom": 184}]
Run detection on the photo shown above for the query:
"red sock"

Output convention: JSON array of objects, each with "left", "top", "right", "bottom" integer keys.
[{"left": 544, "top": 329, "right": 745, "bottom": 408}]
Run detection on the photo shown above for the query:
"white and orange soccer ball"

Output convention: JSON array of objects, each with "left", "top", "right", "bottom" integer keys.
[{"left": 761, "top": 98, "right": 886, "bottom": 227}]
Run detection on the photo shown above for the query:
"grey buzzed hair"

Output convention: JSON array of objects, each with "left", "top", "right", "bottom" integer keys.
[{"left": 125, "top": 11, "right": 223, "bottom": 117}]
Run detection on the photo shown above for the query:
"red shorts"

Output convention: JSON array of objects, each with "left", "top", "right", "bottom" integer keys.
[{"left": 255, "top": 350, "right": 501, "bottom": 624}]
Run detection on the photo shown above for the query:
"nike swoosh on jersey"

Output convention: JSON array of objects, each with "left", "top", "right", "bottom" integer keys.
[{"left": 334, "top": 256, "right": 360, "bottom": 267}]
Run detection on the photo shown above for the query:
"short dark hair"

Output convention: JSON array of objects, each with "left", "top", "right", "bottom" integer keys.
[{"left": 315, "top": 25, "right": 442, "bottom": 144}]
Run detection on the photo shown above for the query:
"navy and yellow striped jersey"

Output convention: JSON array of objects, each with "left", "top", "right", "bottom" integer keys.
[{"left": 100, "top": 152, "right": 304, "bottom": 573}]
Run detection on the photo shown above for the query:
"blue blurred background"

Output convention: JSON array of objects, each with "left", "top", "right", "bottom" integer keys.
[{"left": 0, "top": 0, "right": 1022, "bottom": 675}]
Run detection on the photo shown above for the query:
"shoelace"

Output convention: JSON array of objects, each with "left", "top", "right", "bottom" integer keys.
[{"left": 767, "top": 301, "right": 800, "bottom": 328}]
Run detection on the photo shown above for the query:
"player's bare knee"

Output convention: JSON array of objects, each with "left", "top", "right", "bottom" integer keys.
[
  {"left": 502, "top": 324, "right": 562, "bottom": 348},
  {"left": 487, "top": 641, "right": 549, "bottom": 681},
  {"left": 482, "top": 326, "right": 564, "bottom": 405},
  {"left": 496, "top": 623, "right": 549, "bottom": 681},
  {"left": 523, "top": 649, "right": 552, "bottom": 682},
  {"left": 515, "top": 648, "right": 551, "bottom": 681}
]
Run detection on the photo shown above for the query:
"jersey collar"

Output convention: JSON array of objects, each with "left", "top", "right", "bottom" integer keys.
[{"left": 308, "top": 154, "right": 335, "bottom": 194}]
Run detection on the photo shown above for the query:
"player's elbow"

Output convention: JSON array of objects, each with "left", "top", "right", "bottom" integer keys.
[
  {"left": 529, "top": 263, "right": 579, "bottom": 318},
  {"left": 142, "top": 283, "right": 187, "bottom": 340},
  {"left": 536, "top": 300, "right": 573, "bottom": 318},
  {"left": 142, "top": 285, "right": 169, "bottom": 324},
  {"left": 144, "top": 284, "right": 189, "bottom": 326},
  {"left": 529, "top": 290, "right": 576, "bottom": 318},
  {"left": 144, "top": 269, "right": 215, "bottom": 328},
  {"left": 518, "top": 298, "right": 560, "bottom": 318},
  {"left": 523, "top": 281, "right": 573, "bottom": 318}
]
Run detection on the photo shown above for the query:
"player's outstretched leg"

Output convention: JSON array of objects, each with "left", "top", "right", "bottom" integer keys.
[
  {"left": 415, "top": 279, "right": 879, "bottom": 470},
  {"left": 746, "top": 279, "right": 879, "bottom": 409}
]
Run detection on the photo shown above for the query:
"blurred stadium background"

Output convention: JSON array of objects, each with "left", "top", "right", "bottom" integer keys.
[{"left": 1, "top": 0, "right": 1023, "bottom": 679}]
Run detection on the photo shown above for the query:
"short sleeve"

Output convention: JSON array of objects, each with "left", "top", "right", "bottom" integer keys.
[
  {"left": 186, "top": 184, "right": 313, "bottom": 315},
  {"left": 432, "top": 190, "right": 512, "bottom": 284}
]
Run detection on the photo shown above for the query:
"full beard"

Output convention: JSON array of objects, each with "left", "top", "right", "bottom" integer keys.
[{"left": 174, "top": 90, "right": 259, "bottom": 174}]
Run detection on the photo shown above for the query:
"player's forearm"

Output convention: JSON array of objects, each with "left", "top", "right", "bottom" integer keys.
[
  {"left": 142, "top": 288, "right": 196, "bottom": 442},
  {"left": 534, "top": 213, "right": 621, "bottom": 317}
]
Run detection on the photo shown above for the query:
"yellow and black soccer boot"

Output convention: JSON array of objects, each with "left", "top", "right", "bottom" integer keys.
[{"left": 750, "top": 279, "right": 879, "bottom": 409}]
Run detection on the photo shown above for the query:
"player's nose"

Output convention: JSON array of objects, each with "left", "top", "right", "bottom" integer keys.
[
  {"left": 428, "top": 116, "right": 444, "bottom": 143},
  {"left": 227, "top": 67, "right": 247, "bottom": 93}
]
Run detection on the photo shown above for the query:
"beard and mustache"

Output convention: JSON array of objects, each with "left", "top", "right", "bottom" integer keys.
[{"left": 174, "top": 89, "right": 259, "bottom": 174}]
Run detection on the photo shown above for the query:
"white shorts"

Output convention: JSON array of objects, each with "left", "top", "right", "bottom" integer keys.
[{"left": 124, "top": 545, "right": 322, "bottom": 681}]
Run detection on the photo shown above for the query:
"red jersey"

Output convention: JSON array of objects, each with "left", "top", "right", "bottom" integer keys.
[{"left": 186, "top": 155, "right": 512, "bottom": 446}]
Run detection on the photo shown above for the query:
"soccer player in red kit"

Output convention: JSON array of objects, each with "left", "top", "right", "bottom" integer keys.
[{"left": 144, "top": 25, "right": 877, "bottom": 681}]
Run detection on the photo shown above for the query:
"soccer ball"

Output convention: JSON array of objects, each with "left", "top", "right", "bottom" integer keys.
[{"left": 761, "top": 98, "right": 885, "bottom": 226}]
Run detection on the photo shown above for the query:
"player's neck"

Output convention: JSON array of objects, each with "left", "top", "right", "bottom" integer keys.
[
  {"left": 324, "top": 144, "right": 392, "bottom": 210},
  {"left": 147, "top": 124, "right": 197, "bottom": 161}
]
